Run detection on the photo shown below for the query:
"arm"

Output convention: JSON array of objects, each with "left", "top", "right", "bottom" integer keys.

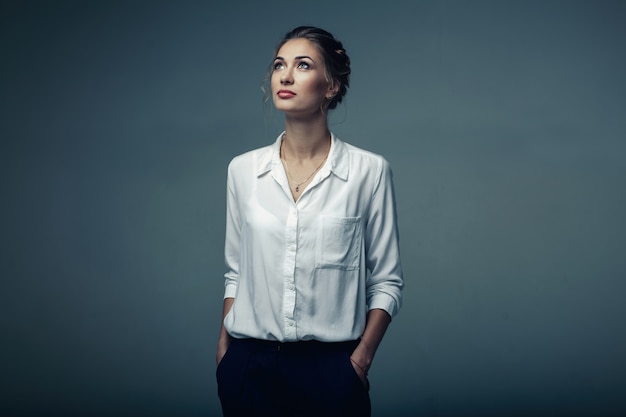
[
  {"left": 351, "top": 159, "right": 403, "bottom": 383},
  {"left": 216, "top": 297, "right": 234, "bottom": 365},
  {"left": 217, "top": 163, "right": 241, "bottom": 365}
]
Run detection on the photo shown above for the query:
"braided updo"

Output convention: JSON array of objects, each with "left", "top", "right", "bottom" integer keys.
[{"left": 274, "top": 26, "right": 351, "bottom": 110}]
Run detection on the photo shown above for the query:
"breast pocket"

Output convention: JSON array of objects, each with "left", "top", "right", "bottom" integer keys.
[{"left": 315, "top": 215, "right": 362, "bottom": 270}]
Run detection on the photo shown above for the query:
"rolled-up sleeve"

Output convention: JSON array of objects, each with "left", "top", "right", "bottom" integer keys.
[
  {"left": 223, "top": 161, "right": 240, "bottom": 299},
  {"left": 364, "top": 159, "right": 404, "bottom": 317}
]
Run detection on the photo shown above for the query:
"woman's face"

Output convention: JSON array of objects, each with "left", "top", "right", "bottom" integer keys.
[{"left": 271, "top": 38, "right": 336, "bottom": 116}]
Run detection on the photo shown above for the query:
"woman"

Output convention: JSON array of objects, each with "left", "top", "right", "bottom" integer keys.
[{"left": 216, "top": 26, "right": 403, "bottom": 417}]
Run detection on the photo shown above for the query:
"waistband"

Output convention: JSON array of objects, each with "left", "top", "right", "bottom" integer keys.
[{"left": 230, "top": 337, "right": 360, "bottom": 353}]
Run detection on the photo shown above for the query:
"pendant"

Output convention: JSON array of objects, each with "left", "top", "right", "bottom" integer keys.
[{"left": 295, "top": 185, "right": 300, "bottom": 192}]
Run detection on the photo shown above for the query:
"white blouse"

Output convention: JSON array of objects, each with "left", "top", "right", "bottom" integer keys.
[{"left": 222, "top": 132, "right": 403, "bottom": 342}]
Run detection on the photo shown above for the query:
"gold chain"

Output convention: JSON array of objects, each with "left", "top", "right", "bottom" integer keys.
[
  {"left": 282, "top": 155, "right": 327, "bottom": 192},
  {"left": 280, "top": 140, "right": 328, "bottom": 193}
]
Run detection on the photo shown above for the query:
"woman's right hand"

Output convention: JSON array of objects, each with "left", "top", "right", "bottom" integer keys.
[
  {"left": 216, "top": 334, "right": 231, "bottom": 366},
  {"left": 216, "top": 298, "right": 235, "bottom": 365},
  {"left": 215, "top": 297, "right": 235, "bottom": 365}
]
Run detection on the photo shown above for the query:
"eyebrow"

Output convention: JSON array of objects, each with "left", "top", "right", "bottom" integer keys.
[{"left": 274, "top": 55, "right": 315, "bottom": 62}]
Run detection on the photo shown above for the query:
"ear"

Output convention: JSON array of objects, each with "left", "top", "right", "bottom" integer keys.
[{"left": 326, "top": 80, "right": 340, "bottom": 99}]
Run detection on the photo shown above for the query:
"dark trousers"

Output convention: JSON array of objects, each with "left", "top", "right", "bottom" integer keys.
[{"left": 217, "top": 338, "right": 371, "bottom": 417}]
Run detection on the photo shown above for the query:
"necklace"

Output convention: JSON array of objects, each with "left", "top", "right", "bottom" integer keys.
[{"left": 280, "top": 142, "right": 328, "bottom": 193}]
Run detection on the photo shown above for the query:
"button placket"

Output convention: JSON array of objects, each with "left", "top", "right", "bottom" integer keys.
[{"left": 282, "top": 205, "right": 298, "bottom": 340}]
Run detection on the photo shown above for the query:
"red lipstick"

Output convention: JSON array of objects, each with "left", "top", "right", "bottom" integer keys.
[{"left": 277, "top": 89, "right": 296, "bottom": 99}]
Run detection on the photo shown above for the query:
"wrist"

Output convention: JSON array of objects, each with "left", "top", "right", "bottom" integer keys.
[
  {"left": 350, "top": 357, "right": 369, "bottom": 375},
  {"left": 353, "top": 341, "right": 374, "bottom": 367},
  {"left": 218, "top": 329, "right": 232, "bottom": 345}
]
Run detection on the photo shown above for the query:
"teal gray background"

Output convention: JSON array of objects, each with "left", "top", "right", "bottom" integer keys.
[{"left": 1, "top": 1, "right": 625, "bottom": 416}]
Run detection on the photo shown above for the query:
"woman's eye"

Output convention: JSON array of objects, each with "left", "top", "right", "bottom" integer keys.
[
  {"left": 297, "top": 62, "right": 310, "bottom": 69},
  {"left": 273, "top": 62, "right": 284, "bottom": 70}
]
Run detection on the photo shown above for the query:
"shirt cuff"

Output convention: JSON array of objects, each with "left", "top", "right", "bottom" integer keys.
[
  {"left": 368, "top": 293, "right": 400, "bottom": 318},
  {"left": 224, "top": 283, "right": 238, "bottom": 299}
]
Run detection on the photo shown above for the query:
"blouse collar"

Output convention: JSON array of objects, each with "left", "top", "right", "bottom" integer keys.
[{"left": 257, "top": 132, "right": 349, "bottom": 181}]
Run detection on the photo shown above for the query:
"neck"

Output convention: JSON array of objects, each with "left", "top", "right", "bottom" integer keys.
[{"left": 282, "top": 116, "right": 330, "bottom": 161}]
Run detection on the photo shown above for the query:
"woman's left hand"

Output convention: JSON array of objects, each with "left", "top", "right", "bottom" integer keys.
[{"left": 349, "top": 309, "right": 391, "bottom": 388}]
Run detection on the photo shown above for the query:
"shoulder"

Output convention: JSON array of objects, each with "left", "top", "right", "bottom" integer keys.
[
  {"left": 227, "top": 143, "right": 273, "bottom": 175},
  {"left": 336, "top": 137, "right": 392, "bottom": 176},
  {"left": 345, "top": 141, "right": 388, "bottom": 163},
  {"left": 332, "top": 137, "right": 395, "bottom": 197}
]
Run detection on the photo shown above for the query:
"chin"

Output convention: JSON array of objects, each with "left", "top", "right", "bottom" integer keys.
[
  {"left": 274, "top": 103, "right": 300, "bottom": 113},
  {"left": 272, "top": 100, "right": 290, "bottom": 111},
  {"left": 275, "top": 103, "right": 321, "bottom": 116}
]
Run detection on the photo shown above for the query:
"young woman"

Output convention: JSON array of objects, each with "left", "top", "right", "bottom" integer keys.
[{"left": 216, "top": 26, "right": 403, "bottom": 417}]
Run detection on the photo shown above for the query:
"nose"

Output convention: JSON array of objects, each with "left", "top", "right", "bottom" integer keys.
[{"left": 280, "top": 67, "right": 293, "bottom": 85}]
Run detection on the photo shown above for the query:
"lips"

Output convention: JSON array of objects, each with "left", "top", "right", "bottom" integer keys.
[{"left": 277, "top": 90, "right": 296, "bottom": 98}]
